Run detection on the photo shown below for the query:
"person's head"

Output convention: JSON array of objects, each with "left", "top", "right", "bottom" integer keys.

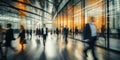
[
  {"left": 7, "top": 23, "right": 12, "bottom": 28},
  {"left": 20, "top": 25, "right": 25, "bottom": 30},
  {"left": 75, "top": 26, "right": 77, "bottom": 28},
  {"left": 89, "top": 16, "right": 95, "bottom": 22}
]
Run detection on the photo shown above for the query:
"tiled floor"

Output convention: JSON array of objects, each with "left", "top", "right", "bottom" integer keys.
[{"left": 1, "top": 33, "right": 120, "bottom": 60}]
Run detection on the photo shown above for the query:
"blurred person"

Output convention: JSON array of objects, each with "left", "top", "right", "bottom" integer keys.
[
  {"left": 100, "top": 25, "right": 106, "bottom": 40},
  {"left": 18, "top": 25, "right": 26, "bottom": 51},
  {"left": 56, "top": 27, "right": 59, "bottom": 37},
  {"left": 62, "top": 25, "right": 69, "bottom": 44},
  {"left": 29, "top": 29, "right": 32, "bottom": 39},
  {"left": 0, "top": 24, "right": 5, "bottom": 59},
  {"left": 75, "top": 26, "right": 79, "bottom": 38},
  {"left": 42, "top": 24, "right": 48, "bottom": 46},
  {"left": 69, "top": 29, "right": 72, "bottom": 35},
  {"left": 36, "top": 28, "right": 39, "bottom": 39},
  {"left": 4, "top": 23, "right": 16, "bottom": 58},
  {"left": 117, "top": 28, "right": 120, "bottom": 39},
  {"left": 82, "top": 17, "right": 98, "bottom": 60},
  {"left": 50, "top": 29, "right": 53, "bottom": 35},
  {"left": 54, "top": 29, "right": 56, "bottom": 34},
  {"left": 26, "top": 30, "right": 29, "bottom": 37},
  {"left": 38, "top": 28, "right": 41, "bottom": 37}
]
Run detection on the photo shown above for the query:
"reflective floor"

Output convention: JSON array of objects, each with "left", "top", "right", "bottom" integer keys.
[{"left": 1, "top": 33, "right": 120, "bottom": 60}]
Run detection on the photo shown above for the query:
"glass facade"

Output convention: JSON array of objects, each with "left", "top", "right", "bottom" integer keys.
[{"left": 54, "top": 0, "right": 120, "bottom": 50}]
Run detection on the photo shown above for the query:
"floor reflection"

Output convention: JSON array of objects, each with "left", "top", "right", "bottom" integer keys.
[{"left": 3, "top": 33, "right": 119, "bottom": 60}]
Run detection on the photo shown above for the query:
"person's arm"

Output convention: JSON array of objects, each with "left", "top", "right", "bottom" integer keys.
[{"left": 83, "top": 24, "right": 90, "bottom": 40}]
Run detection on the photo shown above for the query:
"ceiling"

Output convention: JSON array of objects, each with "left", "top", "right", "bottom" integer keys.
[{"left": 0, "top": 0, "right": 62, "bottom": 20}]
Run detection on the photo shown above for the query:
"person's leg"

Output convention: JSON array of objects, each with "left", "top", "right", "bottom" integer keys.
[
  {"left": 91, "top": 45, "right": 98, "bottom": 60},
  {"left": 0, "top": 44, "right": 3, "bottom": 59},
  {"left": 43, "top": 35, "right": 46, "bottom": 46},
  {"left": 84, "top": 45, "right": 91, "bottom": 57},
  {"left": 5, "top": 47, "right": 8, "bottom": 56},
  {"left": 91, "top": 37, "right": 98, "bottom": 60},
  {"left": 44, "top": 35, "right": 47, "bottom": 46},
  {"left": 65, "top": 34, "right": 68, "bottom": 44},
  {"left": 9, "top": 41, "right": 17, "bottom": 52},
  {"left": 20, "top": 41, "right": 24, "bottom": 52}
]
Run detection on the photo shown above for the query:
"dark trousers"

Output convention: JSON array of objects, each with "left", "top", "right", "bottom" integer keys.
[
  {"left": 43, "top": 35, "right": 47, "bottom": 46},
  {"left": 64, "top": 34, "right": 68, "bottom": 44},
  {"left": 0, "top": 42, "right": 3, "bottom": 57},
  {"left": 84, "top": 37, "right": 98, "bottom": 60}
]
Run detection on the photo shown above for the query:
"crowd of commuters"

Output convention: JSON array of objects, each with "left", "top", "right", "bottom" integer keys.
[
  {"left": 0, "top": 16, "right": 112, "bottom": 60},
  {"left": 0, "top": 24, "right": 17, "bottom": 60}
]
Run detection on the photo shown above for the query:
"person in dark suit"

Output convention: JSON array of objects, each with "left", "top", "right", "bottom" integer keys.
[
  {"left": 75, "top": 26, "right": 79, "bottom": 38},
  {"left": 5, "top": 23, "right": 16, "bottom": 58},
  {"left": 38, "top": 28, "right": 41, "bottom": 37},
  {"left": 42, "top": 24, "right": 48, "bottom": 46},
  {"left": 36, "top": 28, "right": 39, "bottom": 37},
  {"left": 18, "top": 25, "right": 26, "bottom": 51},
  {"left": 56, "top": 28, "right": 59, "bottom": 37},
  {"left": 82, "top": 17, "right": 98, "bottom": 60},
  {"left": 0, "top": 24, "right": 5, "bottom": 59},
  {"left": 62, "top": 25, "right": 69, "bottom": 44},
  {"left": 100, "top": 25, "right": 106, "bottom": 40}
]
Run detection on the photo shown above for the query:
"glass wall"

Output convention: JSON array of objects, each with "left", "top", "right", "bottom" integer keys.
[{"left": 54, "top": 0, "right": 120, "bottom": 50}]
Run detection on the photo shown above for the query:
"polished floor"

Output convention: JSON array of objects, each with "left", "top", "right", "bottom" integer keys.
[{"left": 1, "top": 33, "right": 120, "bottom": 60}]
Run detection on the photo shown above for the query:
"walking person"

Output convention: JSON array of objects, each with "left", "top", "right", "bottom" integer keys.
[
  {"left": 36, "top": 28, "right": 39, "bottom": 39},
  {"left": 18, "top": 25, "right": 26, "bottom": 52},
  {"left": 62, "top": 25, "right": 69, "bottom": 44},
  {"left": 4, "top": 23, "right": 16, "bottom": 59},
  {"left": 82, "top": 17, "right": 98, "bottom": 60},
  {"left": 100, "top": 25, "right": 106, "bottom": 40},
  {"left": 0, "top": 24, "right": 5, "bottom": 59},
  {"left": 75, "top": 26, "right": 79, "bottom": 38},
  {"left": 42, "top": 24, "right": 48, "bottom": 46},
  {"left": 56, "top": 27, "right": 59, "bottom": 37}
]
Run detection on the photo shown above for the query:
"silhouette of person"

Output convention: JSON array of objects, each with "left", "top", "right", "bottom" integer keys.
[
  {"left": 75, "top": 26, "right": 79, "bottom": 38},
  {"left": 0, "top": 24, "right": 4, "bottom": 59},
  {"left": 117, "top": 28, "right": 120, "bottom": 39},
  {"left": 29, "top": 29, "right": 32, "bottom": 39},
  {"left": 36, "top": 28, "right": 39, "bottom": 39},
  {"left": 62, "top": 25, "right": 69, "bottom": 44},
  {"left": 38, "top": 28, "right": 41, "bottom": 37},
  {"left": 82, "top": 17, "right": 98, "bottom": 60},
  {"left": 100, "top": 25, "right": 106, "bottom": 40},
  {"left": 4, "top": 23, "right": 16, "bottom": 59},
  {"left": 18, "top": 25, "right": 26, "bottom": 51},
  {"left": 42, "top": 24, "right": 48, "bottom": 46},
  {"left": 56, "top": 28, "right": 59, "bottom": 37}
]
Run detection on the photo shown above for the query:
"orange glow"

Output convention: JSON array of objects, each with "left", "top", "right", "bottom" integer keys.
[
  {"left": 16, "top": 38, "right": 26, "bottom": 53},
  {"left": 18, "top": 0, "right": 26, "bottom": 16},
  {"left": 54, "top": 0, "right": 106, "bottom": 31},
  {"left": 17, "top": 0, "right": 27, "bottom": 29}
]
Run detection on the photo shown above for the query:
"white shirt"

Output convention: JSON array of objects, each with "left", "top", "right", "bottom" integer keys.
[
  {"left": 89, "top": 23, "right": 97, "bottom": 37},
  {"left": 43, "top": 28, "right": 46, "bottom": 34}
]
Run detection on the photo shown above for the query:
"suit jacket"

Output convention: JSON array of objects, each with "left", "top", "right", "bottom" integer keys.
[
  {"left": 42, "top": 28, "right": 48, "bottom": 35},
  {"left": 83, "top": 23, "right": 91, "bottom": 40},
  {"left": 19, "top": 30, "right": 25, "bottom": 39},
  {"left": 5, "top": 28, "right": 14, "bottom": 41},
  {"left": 63, "top": 27, "right": 68, "bottom": 35},
  {"left": 56, "top": 28, "right": 59, "bottom": 34}
]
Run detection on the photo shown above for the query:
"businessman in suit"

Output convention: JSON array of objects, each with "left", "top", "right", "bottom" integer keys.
[
  {"left": 42, "top": 24, "right": 48, "bottom": 46},
  {"left": 4, "top": 23, "right": 16, "bottom": 59},
  {"left": 62, "top": 25, "right": 69, "bottom": 44},
  {"left": 83, "top": 17, "right": 98, "bottom": 60}
]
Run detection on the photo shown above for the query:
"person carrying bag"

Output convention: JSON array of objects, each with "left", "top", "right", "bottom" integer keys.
[{"left": 18, "top": 25, "right": 26, "bottom": 51}]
